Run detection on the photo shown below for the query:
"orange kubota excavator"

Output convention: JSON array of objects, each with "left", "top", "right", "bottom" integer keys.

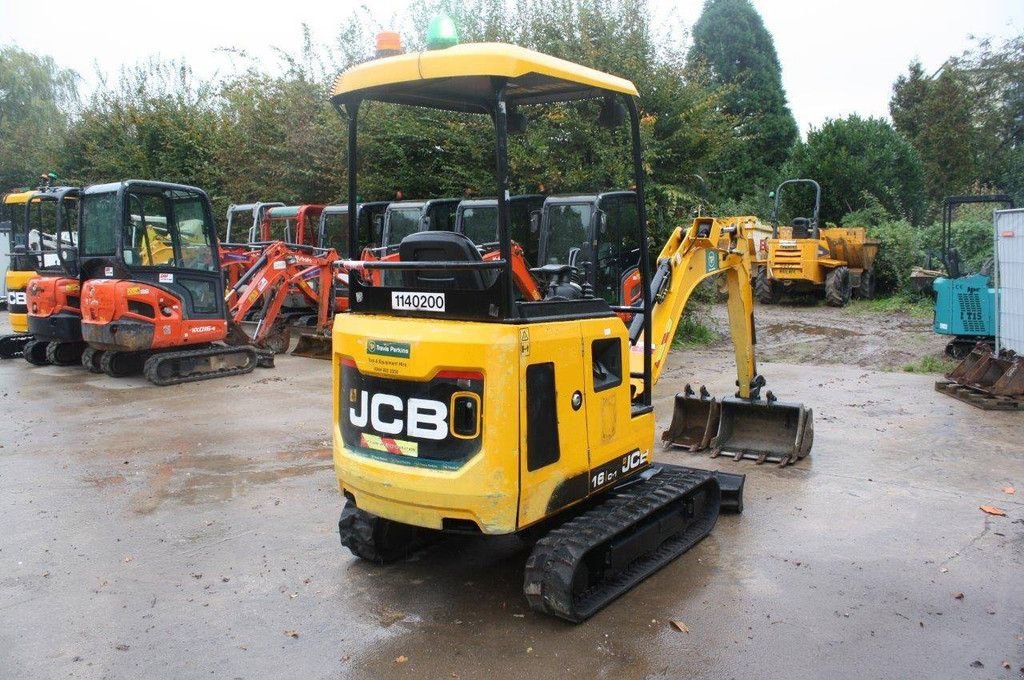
[
  {"left": 78, "top": 180, "right": 271, "bottom": 385},
  {"left": 23, "top": 187, "right": 84, "bottom": 366}
]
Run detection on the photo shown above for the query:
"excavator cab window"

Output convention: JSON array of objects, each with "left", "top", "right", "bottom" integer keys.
[
  {"left": 267, "top": 217, "right": 294, "bottom": 243},
  {"left": 81, "top": 192, "right": 118, "bottom": 257},
  {"left": 594, "top": 194, "right": 640, "bottom": 304},
  {"left": 427, "top": 201, "right": 457, "bottom": 232},
  {"left": 458, "top": 206, "right": 495, "bottom": 245},
  {"left": 323, "top": 210, "right": 350, "bottom": 254},
  {"left": 121, "top": 190, "right": 216, "bottom": 272},
  {"left": 543, "top": 203, "right": 591, "bottom": 265},
  {"left": 383, "top": 206, "right": 423, "bottom": 248}
]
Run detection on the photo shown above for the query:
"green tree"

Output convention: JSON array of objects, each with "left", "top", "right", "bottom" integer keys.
[
  {"left": 63, "top": 60, "right": 220, "bottom": 190},
  {"left": 890, "top": 62, "right": 977, "bottom": 209},
  {"left": 0, "top": 46, "right": 78, "bottom": 189},
  {"left": 788, "top": 115, "right": 925, "bottom": 225},
  {"left": 686, "top": 0, "right": 798, "bottom": 200},
  {"left": 952, "top": 34, "right": 1024, "bottom": 203}
]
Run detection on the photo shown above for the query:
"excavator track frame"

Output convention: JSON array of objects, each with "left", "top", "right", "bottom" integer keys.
[
  {"left": 523, "top": 465, "right": 742, "bottom": 622},
  {"left": 142, "top": 344, "right": 261, "bottom": 386}
]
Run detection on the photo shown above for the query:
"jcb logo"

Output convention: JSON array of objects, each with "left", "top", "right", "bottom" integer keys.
[
  {"left": 622, "top": 449, "right": 648, "bottom": 473},
  {"left": 8, "top": 291, "right": 26, "bottom": 306},
  {"left": 348, "top": 389, "right": 448, "bottom": 440}
]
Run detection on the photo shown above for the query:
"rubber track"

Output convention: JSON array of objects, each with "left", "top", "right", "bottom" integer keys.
[
  {"left": 338, "top": 504, "right": 437, "bottom": 563},
  {"left": 46, "top": 341, "right": 85, "bottom": 366},
  {"left": 22, "top": 339, "right": 49, "bottom": 366},
  {"left": 0, "top": 334, "right": 32, "bottom": 359},
  {"left": 143, "top": 345, "right": 259, "bottom": 386},
  {"left": 81, "top": 347, "right": 104, "bottom": 373},
  {"left": 523, "top": 465, "right": 720, "bottom": 622}
]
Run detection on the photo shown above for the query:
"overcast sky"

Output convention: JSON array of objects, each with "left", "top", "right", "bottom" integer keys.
[{"left": 1, "top": 0, "right": 1021, "bottom": 132}]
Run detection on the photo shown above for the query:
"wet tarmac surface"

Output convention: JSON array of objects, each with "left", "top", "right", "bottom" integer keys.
[{"left": 1, "top": 306, "right": 1021, "bottom": 679}]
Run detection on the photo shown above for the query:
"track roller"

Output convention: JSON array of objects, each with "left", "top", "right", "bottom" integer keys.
[
  {"left": 22, "top": 339, "right": 50, "bottom": 366},
  {"left": 81, "top": 347, "right": 105, "bottom": 373},
  {"left": 46, "top": 341, "right": 86, "bottom": 366},
  {"left": 101, "top": 350, "right": 145, "bottom": 377}
]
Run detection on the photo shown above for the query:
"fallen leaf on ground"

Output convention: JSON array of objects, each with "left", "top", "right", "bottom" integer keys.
[
  {"left": 953, "top": 592, "right": 964, "bottom": 600},
  {"left": 1003, "top": 486, "right": 1015, "bottom": 495},
  {"left": 395, "top": 656, "right": 407, "bottom": 664},
  {"left": 979, "top": 505, "right": 1006, "bottom": 516},
  {"left": 285, "top": 630, "right": 299, "bottom": 638},
  {"left": 115, "top": 644, "right": 129, "bottom": 651},
  {"left": 670, "top": 620, "right": 690, "bottom": 633},
  {"left": 939, "top": 568, "right": 948, "bottom": 573},
  {"left": 1002, "top": 661, "right": 1010, "bottom": 669}
]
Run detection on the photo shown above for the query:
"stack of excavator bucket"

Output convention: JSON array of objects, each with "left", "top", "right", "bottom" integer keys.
[{"left": 936, "top": 343, "right": 1024, "bottom": 410}]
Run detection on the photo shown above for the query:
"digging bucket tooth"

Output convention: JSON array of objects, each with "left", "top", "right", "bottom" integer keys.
[
  {"left": 292, "top": 334, "right": 333, "bottom": 360},
  {"left": 662, "top": 393, "right": 721, "bottom": 451},
  {"left": 712, "top": 397, "right": 813, "bottom": 467}
]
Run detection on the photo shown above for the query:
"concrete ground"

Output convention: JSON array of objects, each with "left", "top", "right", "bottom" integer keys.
[{"left": 0, "top": 305, "right": 1021, "bottom": 680}]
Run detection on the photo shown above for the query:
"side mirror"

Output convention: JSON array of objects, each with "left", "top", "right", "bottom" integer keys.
[
  {"left": 594, "top": 210, "right": 608, "bottom": 235},
  {"left": 529, "top": 210, "right": 541, "bottom": 234},
  {"left": 598, "top": 98, "right": 625, "bottom": 128},
  {"left": 508, "top": 111, "right": 528, "bottom": 135}
]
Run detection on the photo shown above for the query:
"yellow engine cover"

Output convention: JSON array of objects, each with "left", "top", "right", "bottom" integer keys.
[{"left": 332, "top": 313, "right": 653, "bottom": 535}]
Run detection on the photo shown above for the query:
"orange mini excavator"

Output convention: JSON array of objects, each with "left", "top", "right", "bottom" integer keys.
[
  {"left": 78, "top": 180, "right": 271, "bottom": 385},
  {"left": 23, "top": 187, "right": 83, "bottom": 365}
]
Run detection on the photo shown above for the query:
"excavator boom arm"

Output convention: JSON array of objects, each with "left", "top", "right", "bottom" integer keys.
[{"left": 629, "top": 216, "right": 758, "bottom": 399}]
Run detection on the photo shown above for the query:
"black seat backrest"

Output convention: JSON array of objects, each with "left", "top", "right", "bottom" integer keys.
[
  {"left": 398, "top": 231, "right": 487, "bottom": 290},
  {"left": 792, "top": 217, "right": 811, "bottom": 238}
]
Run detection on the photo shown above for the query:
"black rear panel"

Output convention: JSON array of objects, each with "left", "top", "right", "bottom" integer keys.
[{"left": 340, "top": 360, "right": 484, "bottom": 469}]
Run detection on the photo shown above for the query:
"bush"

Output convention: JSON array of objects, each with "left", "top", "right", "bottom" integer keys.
[{"left": 862, "top": 220, "right": 921, "bottom": 295}]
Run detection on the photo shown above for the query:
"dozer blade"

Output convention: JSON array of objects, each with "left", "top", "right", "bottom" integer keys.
[
  {"left": 712, "top": 397, "right": 813, "bottom": 467},
  {"left": 292, "top": 333, "right": 333, "bottom": 360},
  {"left": 661, "top": 394, "right": 721, "bottom": 451}
]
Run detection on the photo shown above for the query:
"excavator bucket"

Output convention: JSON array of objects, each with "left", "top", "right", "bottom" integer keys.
[
  {"left": 712, "top": 397, "right": 813, "bottom": 467},
  {"left": 937, "top": 345, "right": 1024, "bottom": 408},
  {"left": 292, "top": 333, "right": 333, "bottom": 360},
  {"left": 662, "top": 391, "right": 721, "bottom": 451},
  {"left": 945, "top": 343, "right": 992, "bottom": 383}
]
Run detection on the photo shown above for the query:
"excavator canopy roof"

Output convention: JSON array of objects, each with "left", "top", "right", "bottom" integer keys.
[{"left": 330, "top": 42, "right": 638, "bottom": 113}]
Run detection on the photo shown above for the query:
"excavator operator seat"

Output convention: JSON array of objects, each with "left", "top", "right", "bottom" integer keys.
[
  {"left": 399, "top": 230, "right": 489, "bottom": 290},
  {"left": 791, "top": 217, "right": 811, "bottom": 238}
]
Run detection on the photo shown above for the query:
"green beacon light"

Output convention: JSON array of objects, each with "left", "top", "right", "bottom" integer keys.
[{"left": 426, "top": 14, "right": 460, "bottom": 50}]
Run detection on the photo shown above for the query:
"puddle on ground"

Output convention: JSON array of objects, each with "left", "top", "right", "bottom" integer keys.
[
  {"left": 127, "top": 448, "right": 334, "bottom": 514},
  {"left": 760, "top": 322, "right": 861, "bottom": 341}
]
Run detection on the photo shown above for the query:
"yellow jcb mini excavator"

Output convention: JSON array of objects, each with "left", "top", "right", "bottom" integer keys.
[
  {"left": 328, "top": 39, "right": 813, "bottom": 622},
  {"left": 1, "top": 187, "right": 40, "bottom": 358}
]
